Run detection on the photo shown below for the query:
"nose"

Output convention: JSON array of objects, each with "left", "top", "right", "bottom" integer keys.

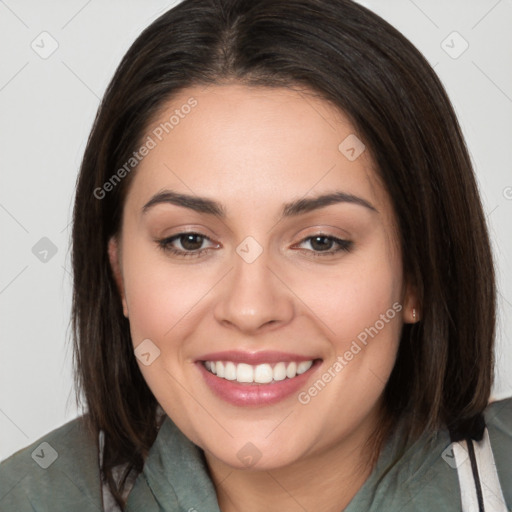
[{"left": 213, "top": 247, "right": 295, "bottom": 334}]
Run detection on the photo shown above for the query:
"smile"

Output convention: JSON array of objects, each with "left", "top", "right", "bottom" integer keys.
[
  {"left": 203, "top": 360, "right": 314, "bottom": 384},
  {"left": 196, "top": 351, "right": 322, "bottom": 406}
]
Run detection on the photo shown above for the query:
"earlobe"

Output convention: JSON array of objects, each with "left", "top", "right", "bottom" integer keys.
[
  {"left": 108, "top": 237, "right": 129, "bottom": 318},
  {"left": 403, "top": 283, "right": 420, "bottom": 324},
  {"left": 404, "top": 304, "right": 420, "bottom": 324}
]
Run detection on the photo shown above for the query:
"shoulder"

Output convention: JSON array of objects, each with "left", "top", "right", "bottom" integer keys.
[
  {"left": 485, "top": 396, "right": 512, "bottom": 507},
  {"left": 0, "top": 415, "right": 103, "bottom": 512},
  {"left": 345, "top": 397, "right": 512, "bottom": 512},
  {"left": 485, "top": 395, "right": 512, "bottom": 431}
]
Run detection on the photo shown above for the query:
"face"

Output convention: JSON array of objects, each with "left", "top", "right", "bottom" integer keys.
[{"left": 109, "top": 83, "right": 416, "bottom": 471}]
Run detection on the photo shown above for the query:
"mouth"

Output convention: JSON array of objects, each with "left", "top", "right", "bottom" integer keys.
[
  {"left": 195, "top": 351, "right": 323, "bottom": 406},
  {"left": 203, "top": 359, "right": 315, "bottom": 384}
]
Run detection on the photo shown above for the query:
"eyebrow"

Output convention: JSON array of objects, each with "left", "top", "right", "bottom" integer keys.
[{"left": 142, "top": 189, "right": 378, "bottom": 218}]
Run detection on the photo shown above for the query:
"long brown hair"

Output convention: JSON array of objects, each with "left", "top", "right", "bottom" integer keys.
[{"left": 71, "top": 0, "right": 496, "bottom": 507}]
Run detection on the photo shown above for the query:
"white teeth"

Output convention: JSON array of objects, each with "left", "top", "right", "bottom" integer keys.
[
  {"left": 237, "top": 363, "right": 254, "bottom": 383},
  {"left": 286, "top": 362, "right": 297, "bottom": 379},
  {"left": 254, "top": 364, "right": 273, "bottom": 384},
  {"left": 273, "top": 362, "right": 287, "bottom": 381},
  {"left": 203, "top": 359, "right": 315, "bottom": 383},
  {"left": 297, "top": 360, "right": 313, "bottom": 374},
  {"left": 224, "top": 361, "right": 237, "bottom": 380}
]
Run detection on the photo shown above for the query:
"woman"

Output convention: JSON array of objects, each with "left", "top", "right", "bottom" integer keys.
[{"left": 1, "top": 0, "right": 510, "bottom": 510}]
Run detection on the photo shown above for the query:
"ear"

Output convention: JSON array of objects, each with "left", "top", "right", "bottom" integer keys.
[
  {"left": 402, "top": 281, "right": 420, "bottom": 324},
  {"left": 108, "top": 237, "right": 129, "bottom": 318}
]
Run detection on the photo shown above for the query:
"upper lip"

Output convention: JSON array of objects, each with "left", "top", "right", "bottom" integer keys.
[{"left": 197, "top": 350, "right": 320, "bottom": 365}]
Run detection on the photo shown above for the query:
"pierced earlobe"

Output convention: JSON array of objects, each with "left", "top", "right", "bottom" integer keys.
[{"left": 412, "top": 308, "right": 416, "bottom": 322}]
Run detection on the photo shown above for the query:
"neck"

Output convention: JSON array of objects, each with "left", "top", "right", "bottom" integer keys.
[{"left": 205, "top": 407, "right": 389, "bottom": 512}]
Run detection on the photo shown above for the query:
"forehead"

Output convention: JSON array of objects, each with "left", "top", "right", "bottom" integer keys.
[{"left": 125, "top": 83, "right": 388, "bottom": 215}]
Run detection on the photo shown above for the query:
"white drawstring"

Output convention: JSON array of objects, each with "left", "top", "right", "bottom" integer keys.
[{"left": 452, "top": 428, "right": 508, "bottom": 512}]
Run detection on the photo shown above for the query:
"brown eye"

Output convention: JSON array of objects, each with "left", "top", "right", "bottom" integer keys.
[
  {"left": 309, "top": 235, "right": 335, "bottom": 251},
  {"left": 157, "top": 232, "right": 218, "bottom": 258},
  {"left": 177, "top": 233, "right": 205, "bottom": 251},
  {"left": 295, "top": 234, "right": 353, "bottom": 257}
]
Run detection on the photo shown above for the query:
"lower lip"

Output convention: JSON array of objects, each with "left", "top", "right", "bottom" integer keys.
[{"left": 196, "top": 360, "right": 322, "bottom": 407}]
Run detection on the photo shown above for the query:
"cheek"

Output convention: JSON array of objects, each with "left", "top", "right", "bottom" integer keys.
[
  {"left": 290, "top": 237, "right": 404, "bottom": 416},
  {"left": 120, "top": 243, "right": 211, "bottom": 421},
  {"left": 292, "top": 243, "right": 402, "bottom": 347},
  {"left": 120, "top": 243, "right": 207, "bottom": 345},
  {"left": 289, "top": 256, "right": 403, "bottom": 437}
]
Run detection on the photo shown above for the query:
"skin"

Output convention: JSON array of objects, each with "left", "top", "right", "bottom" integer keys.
[{"left": 109, "top": 83, "right": 418, "bottom": 512}]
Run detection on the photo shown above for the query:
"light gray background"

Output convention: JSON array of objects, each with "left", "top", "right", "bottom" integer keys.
[{"left": 1, "top": 0, "right": 511, "bottom": 461}]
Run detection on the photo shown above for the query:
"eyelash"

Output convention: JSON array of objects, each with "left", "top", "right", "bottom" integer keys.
[{"left": 156, "top": 232, "right": 353, "bottom": 258}]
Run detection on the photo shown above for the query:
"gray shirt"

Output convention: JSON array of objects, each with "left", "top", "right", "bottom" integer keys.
[{"left": 1, "top": 398, "right": 511, "bottom": 511}]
